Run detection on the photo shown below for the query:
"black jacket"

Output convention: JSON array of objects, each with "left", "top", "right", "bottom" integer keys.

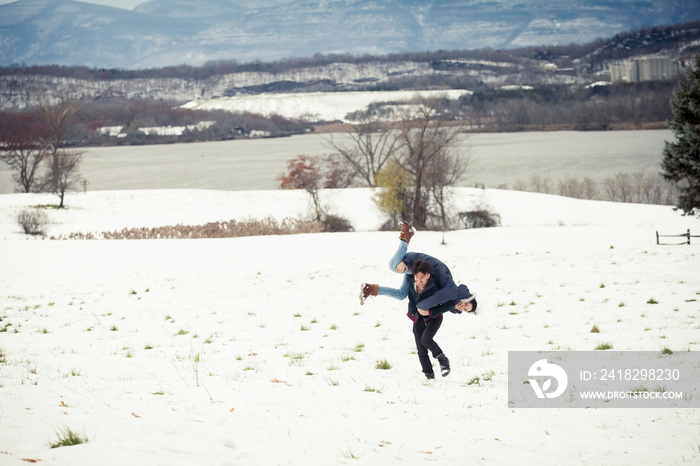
[{"left": 404, "top": 252, "right": 460, "bottom": 322}]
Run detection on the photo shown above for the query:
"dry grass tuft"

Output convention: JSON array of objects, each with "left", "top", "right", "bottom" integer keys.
[{"left": 54, "top": 216, "right": 323, "bottom": 240}]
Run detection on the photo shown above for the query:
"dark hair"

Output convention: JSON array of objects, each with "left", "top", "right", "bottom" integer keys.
[{"left": 412, "top": 260, "right": 432, "bottom": 275}]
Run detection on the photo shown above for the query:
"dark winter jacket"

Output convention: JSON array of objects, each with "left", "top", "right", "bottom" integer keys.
[
  {"left": 426, "top": 284, "right": 473, "bottom": 318},
  {"left": 403, "top": 252, "right": 460, "bottom": 322}
]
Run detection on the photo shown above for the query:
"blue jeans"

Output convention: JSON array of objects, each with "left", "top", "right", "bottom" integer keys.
[
  {"left": 378, "top": 275, "right": 409, "bottom": 300},
  {"left": 388, "top": 240, "right": 408, "bottom": 274},
  {"left": 378, "top": 240, "right": 410, "bottom": 300}
]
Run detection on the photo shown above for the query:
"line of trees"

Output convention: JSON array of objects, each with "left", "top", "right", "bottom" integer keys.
[
  {"left": 509, "top": 171, "right": 676, "bottom": 205},
  {"left": 352, "top": 81, "right": 676, "bottom": 132},
  {"left": 1, "top": 97, "right": 314, "bottom": 149}
]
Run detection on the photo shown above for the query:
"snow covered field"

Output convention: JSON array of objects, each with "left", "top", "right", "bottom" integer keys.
[
  {"left": 181, "top": 90, "right": 471, "bottom": 122},
  {"left": 1, "top": 187, "right": 699, "bottom": 465}
]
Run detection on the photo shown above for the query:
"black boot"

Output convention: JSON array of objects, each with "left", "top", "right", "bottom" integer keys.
[
  {"left": 424, "top": 371, "right": 435, "bottom": 380},
  {"left": 437, "top": 353, "right": 450, "bottom": 377}
]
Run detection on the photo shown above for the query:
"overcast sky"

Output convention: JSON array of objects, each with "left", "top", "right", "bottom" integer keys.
[
  {"left": 0, "top": 0, "right": 291, "bottom": 8},
  {"left": 0, "top": 0, "right": 144, "bottom": 8}
]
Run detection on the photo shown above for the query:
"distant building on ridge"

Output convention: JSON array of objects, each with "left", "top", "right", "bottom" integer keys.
[{"left": 609, "top": 56, "right": 681, "bottom": 83}]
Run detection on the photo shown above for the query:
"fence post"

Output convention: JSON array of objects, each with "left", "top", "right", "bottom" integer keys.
[
  {"left": 687, "top": 229, "right": 691, "bottom": 245},
  {"left": 656, "top": 231, "right": 659, "bottom": 245}
]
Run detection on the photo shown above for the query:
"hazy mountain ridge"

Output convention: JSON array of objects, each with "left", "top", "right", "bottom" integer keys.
[
  {"left": 1, "top": 0, "right": 699, "bottom": 69},
  {"left": 2, "top": 19, "right": 700, "bottom": 111}
]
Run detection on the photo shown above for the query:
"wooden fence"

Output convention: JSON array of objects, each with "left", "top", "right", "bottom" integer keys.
[{"left": 656, "top": 229, "right": 698, "bottom": 245}]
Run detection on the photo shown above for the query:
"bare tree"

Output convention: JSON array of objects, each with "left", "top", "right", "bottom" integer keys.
[
  {"left": 39, "top": 98, "right": 84, "bottom": 207},
  {"left": 322, "top": 153, "right": 360, "bottom": 188},
  {"left": 394, "top": 96, "right": 468, "bottom": 229},
  {"left": 529, "top": 173, "right": 553, "bottom": 194},
  {"left": 581, "top": 176, "right": 599, "bottom": 200},
  {"left": 603, "top": 172, "right": 634, "bottom": 203},
  {"left": 45, "top": 150, "right": 83, "bottom": 208},
  {"left": 323, "top": 113, "right": 398, "bottom": 187},
  {"left": 558, "top": 175, "right": 584, "bottom": 199},
  {"left": 41, "top": 98, "right": 81, "bottom": 188},
  {"left": 0, "top": 111, "right": 48, "bottom": 193},
  {"left": 427, "top": 145, "right": 469, "bottom": 232}
]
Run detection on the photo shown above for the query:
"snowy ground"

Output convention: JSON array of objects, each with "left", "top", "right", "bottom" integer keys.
[
  {"left": 1, "top": 188, "right": 699, "bottom": 465},
  {"left": 181, "top": 89, "right": 471, "bottom": 122}
]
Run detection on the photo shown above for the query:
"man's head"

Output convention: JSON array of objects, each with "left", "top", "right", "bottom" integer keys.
[
  {"left": 412, "top": 260, "right": 432, "bottom": 289},
  {"left": 456, "top": 296, "right": 478, "bottom": 313}
]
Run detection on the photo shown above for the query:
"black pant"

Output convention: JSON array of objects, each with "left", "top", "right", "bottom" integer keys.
[{"left": 412, "top": 315, "right": 443, "bottom": 375}]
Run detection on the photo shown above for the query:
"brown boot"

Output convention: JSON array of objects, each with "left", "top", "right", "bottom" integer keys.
[
  {"left": 360, "top": 283, "right": 378, "bottom": 305},
  {"left": 399, "top": 219, "right": 414, "bottom": 244}
]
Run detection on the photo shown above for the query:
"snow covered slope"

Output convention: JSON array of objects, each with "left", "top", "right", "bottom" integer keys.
[{"left": 0, "top": 188, "right": 698, "bottom": 465}]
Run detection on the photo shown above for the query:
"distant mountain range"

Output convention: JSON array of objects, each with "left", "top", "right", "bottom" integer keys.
[{"left": 1, "top": 0, "right": 700, "bottom": 69}]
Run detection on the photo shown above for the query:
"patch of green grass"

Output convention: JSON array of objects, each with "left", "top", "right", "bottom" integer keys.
[
  {"left": 375, "top": 359, "right": 392, "bottom": 370},
  {"left": 590, "top": 325, "right": 600, "bottom": 333},
  {"left": 647, "top": 298, "right": 658, "bottom": 305},
  {"left": 50, "top": 428, "right": 88, "bottom": 449},
  {"left": 353, "top": 343, "right": 365, "bottom": 352},
  {"left": 661, "top": 347, "right": 673, "bottom": 355},
  {"left": 595, "top": 342, "right": 613, "bottom": 350},
  {"left": 364, "top": 384, "right": 384, "bottom": 393}
]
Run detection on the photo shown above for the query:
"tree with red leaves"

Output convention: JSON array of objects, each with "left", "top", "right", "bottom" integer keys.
[{"left": 278, "top": 154, "right": 324, "bottom": 222}]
